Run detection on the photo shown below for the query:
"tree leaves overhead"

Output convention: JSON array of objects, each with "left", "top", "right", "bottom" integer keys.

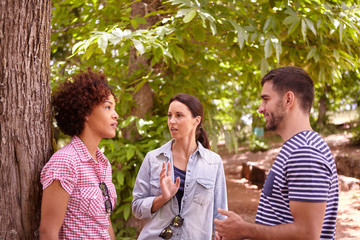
[{"left": 51, "top": 1, "right": 360, "bottom": 236}]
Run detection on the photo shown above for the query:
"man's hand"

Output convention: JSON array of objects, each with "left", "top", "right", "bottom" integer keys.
[{"left": 214, "top": 208, "right": 247, "bottom": 240}]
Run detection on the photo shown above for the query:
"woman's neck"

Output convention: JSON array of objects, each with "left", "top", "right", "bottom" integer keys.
[
  {"left": 172, "top": 137, "right": 198, "bottom": 160},
  {"left": 78, "top": 131, "right": 101, "bottom": 161}
]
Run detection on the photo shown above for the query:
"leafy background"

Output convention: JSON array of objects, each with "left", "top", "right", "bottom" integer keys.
[{"left": 50, "top": 0, "right": 360, "bottom": 238}]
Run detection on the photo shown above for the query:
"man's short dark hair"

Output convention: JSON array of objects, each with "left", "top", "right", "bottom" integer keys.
[{"left": 261, "top": 66, "right": 314, "bottom": 113}]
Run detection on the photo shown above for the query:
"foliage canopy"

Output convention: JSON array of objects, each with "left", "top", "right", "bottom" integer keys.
[{"left": 51, "top": 0, "right": 360, "bottom": 238}]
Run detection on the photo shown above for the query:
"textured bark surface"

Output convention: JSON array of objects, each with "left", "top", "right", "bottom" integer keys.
[{"left": 0, "top": 0, "right": 52, "bottom": 239}]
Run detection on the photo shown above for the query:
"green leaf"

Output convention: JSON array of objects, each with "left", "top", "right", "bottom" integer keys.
[
  {"left": 183, "top": 9, "right": 197, "bottom": 23},
  {"left": 283, "top": 15, "right": 298, "bottom": 25},
  {"left": 209, "top": 20, "right": 217, "bottom": 35},
  {"left": 83, "top": 44, "right": 95, "bottom": 60},
  {"left": 126, "top": 148, "right": 134, "bottom": 160},
  {"left": 176, "top": 8, "right": 191, "bottom": 18},
  {"left": 304, "top": 18, "right": 316, "bottom": 36},
  {"left": 273, "top": 40, "right": 282, "bottom": 63},
  {"left": 339, "top": 23, "right": 344, "bottom": 43},
  {"left": 288, "top": 18, "right": 300, "bottom": 35},
  {"left": 132, "top": 39, "right": 145, "bottom": 54},
  {"left": 333, "top": 49, "right": 340, "bottom": 62},
  {"left": 122, "top": 203, "right": 131, "bottom": 220},
  {"left": 120, "top": 116, "right": 136, "bottom": 129},
  {"left": 264, "top": 16, "right": 272, "bottom": 31},
  {"left": 306, "top": 47, "right": 317, "bottom": 60},
  {"left": 72, "top": 40, "right": 85, "bottom": 54},
  {"left": 301, "top": 18, "right": 307, "bottom": 41},
  {"left": 116, "top": 171, "right": 124, "bottom": 185},
  {"left": 130, "top": 19, "right": 138, "bottom": 30},
  {"left": 264, "top": 39, "right": 273, "bottom": 59},
  {"left": 98, "top": 34, "right": 108, "bottom": 53},
  {"left": 171, "top": 45, "right": 185, "bottom": 63},
  {"left": 260, "top": 57, "right": 269, "bottom": 77}
]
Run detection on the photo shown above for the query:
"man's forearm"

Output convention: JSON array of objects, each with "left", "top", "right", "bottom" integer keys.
[{"left": 240, "top": 221, "right": 319, "bottom": 240}]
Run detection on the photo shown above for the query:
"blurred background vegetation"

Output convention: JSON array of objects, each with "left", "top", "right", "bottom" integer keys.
[{"left": 50, "top": 0, "right": 360, "bottom": 238}]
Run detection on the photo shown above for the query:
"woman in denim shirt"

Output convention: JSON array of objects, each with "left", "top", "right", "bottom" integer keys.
[{"left": 132, "top": 93, "right": 228, "bottom": 240}]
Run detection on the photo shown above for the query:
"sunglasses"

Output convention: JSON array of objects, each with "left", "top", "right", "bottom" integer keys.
[
  {"left": 99, "top": 182, "right": 113, "bottom": 214},
  {"left": 159, "top": 215, "right": 184, "bottom": 239}
]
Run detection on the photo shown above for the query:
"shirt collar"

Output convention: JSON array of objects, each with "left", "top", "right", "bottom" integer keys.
[
  {"left": 71, "top": 135, "right": 107, "bottom": 164},
  {"left": 156, "top": 139, "right": 206, "bottom": 159}
]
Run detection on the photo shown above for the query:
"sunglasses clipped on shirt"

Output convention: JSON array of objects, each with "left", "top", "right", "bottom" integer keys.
[
  {"left": 159, "top": 215, "right": 184, "bottom": 239},
  {"left": 99, "top": 182, "right": 113, "bottom": 214}
]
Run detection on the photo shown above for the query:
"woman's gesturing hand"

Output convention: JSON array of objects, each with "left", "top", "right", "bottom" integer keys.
[
  {"left": 160, "top": 161, "right": 180, "bottom": 202},
  {"left": 151, "top": 161, "right": 180, "bottom": 213}
]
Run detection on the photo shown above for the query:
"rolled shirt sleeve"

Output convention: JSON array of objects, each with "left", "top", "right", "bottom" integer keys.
[
  {"left": 41, "top": 151, "right": 77, "bottom": 195},
  {"left": 132, "top": 153, "right": 157, "bottom": 219}
]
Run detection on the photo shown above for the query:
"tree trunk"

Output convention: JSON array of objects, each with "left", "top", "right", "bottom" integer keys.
[
  {"left": 0, "top": 1, "right": 52, "bottom": 239},
  {"left": 122, "top": 0, "right": 162, "bottom": 140}
]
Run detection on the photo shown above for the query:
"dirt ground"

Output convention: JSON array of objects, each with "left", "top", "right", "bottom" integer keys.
[{"left": 221, "top": 132, "right": 360, "bottom": 240}]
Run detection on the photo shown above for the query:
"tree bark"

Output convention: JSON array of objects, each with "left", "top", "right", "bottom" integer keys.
[
  {"left": 0, "top": 0, "right": 52, "bottom": 239},
  {"left": 317, "top": 97, "right": 327, "bottom": 126},
  {"left": 122, "top": 0, "right": 162, "bottom": 140}
]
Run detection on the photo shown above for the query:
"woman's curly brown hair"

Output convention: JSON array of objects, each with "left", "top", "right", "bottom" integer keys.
[{"left": 52, "top": 69, "right": 115, "bottom": 136}]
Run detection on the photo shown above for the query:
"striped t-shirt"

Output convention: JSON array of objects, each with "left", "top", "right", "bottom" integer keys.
[{"left": 255, "top": 131, "right": 339, "bottom": 239}]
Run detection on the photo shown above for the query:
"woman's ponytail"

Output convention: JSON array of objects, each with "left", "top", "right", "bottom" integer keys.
[{"left": 196, "top": 126, "right": 210, "bottom": 149}]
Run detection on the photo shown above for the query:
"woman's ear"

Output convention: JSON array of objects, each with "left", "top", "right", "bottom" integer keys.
[{"left": 194, "top": 116, "right": 201, "bottom": 126}]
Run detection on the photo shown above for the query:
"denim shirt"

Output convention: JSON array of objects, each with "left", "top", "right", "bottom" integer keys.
[{"left": 132, "top": 140, "right": 228, "bottom": 240}]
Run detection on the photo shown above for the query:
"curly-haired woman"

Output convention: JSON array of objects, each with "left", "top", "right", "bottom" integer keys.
[{"left": 39, "top": 69, "right": 118, "bottom": 240}]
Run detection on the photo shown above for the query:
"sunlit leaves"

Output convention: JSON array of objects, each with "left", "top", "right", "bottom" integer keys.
[
  {"left": 52, "top": 1, "right": 360, "bottom": 234},
  {"left": 132, "top": 39, "right": 145, "bottom": 54},
  {"left": 183, "top": 9, "right": 197, "bottom": 23}
]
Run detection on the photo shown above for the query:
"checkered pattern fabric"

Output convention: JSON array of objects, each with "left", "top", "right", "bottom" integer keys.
[{"left": 41, "top": 136, "right": 117, "bottom": 239}]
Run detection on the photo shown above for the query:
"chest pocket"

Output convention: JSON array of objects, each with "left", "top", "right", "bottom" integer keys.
[
  {"left": 193, "top": 178, "right": 215, "bottom": 205},
  {"left": 79, "top": 187, "right": 104, "bottom": 216},
  {"left": 150, "top": 178, "right": 161, "bottom": 196}
]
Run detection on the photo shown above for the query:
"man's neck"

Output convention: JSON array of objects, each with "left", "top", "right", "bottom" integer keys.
[{"left": 277, "top": 112, "right": 313, "bottom": 142}]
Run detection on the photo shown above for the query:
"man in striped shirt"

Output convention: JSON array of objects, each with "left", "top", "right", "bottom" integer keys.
[{"left": 215, "top": 66, "right": 339, "bottom": 240}]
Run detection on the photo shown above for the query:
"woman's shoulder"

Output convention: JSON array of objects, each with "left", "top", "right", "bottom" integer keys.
[
  {"left": 48, "top": 142, "right": 80, "bottom": 166},
  {"left": 199, "top": 146, "right": 222, "bottom": 163},
  {"left": 145, "top": 140, "right": 173, "bottom": 158}
]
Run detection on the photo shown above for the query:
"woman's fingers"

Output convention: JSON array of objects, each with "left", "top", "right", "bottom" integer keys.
[
  {"left": 166, "top": 161, "right": 171, "bottom": 177},
  {"left": 160, "top": 162, "right": 166, "bottom": 179},
  {"left": 175, "top": 177, "right": 180, "bottom": 190}
]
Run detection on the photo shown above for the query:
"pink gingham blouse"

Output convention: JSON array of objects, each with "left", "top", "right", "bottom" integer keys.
[{"left": 41, "top": 135, "right": 117, "bottom": 239}]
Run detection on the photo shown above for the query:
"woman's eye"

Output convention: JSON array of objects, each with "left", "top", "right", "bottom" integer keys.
[{"left": 105, "top": 106, "right": 111, "bottom": 110}]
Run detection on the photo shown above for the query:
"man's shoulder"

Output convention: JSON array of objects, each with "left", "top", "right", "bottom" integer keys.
[{"left": 286, "top": 131, "right": 327, "bottom": 150}]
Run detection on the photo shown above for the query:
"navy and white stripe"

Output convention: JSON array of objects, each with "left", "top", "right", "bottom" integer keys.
[{"left": 255, "top": 131, "right": 339, "bottom": 239}]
